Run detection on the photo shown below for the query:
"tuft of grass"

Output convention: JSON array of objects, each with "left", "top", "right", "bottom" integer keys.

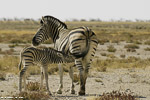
[
  {"left": 106, "top": 54, "right": 116, "bottom": 59},
  {"left": 13, "top": 91, "right": 50, "bottom": 100},
  {"left": 13, "top": 82, "right": 49, "bottom": 100},
  {"left": 124, "top": 44, "right": 139, "bottom": 49},
  {"left": 144, "top": 40, "right": 150, "bottom": 45},
  {"left": 100, "top": 53, "right": 107, "bottom": 56},
  {"left": 107, "top": 45, "right": 116, "bottom": 52},
  {"left": 144, "top": 47, "right": 150, "bottom": 51},
  {"left": 89, "top": 91, "right": 136, "bottom": 100},
  {"left": 120, "top": 54, "right": 126, "bottom": 58},
  {"left": 126, "top": 48, "right": 136, "bottom": 52},
  {"left": 26, "top": 82, "right": 41, "bottom": 91}
]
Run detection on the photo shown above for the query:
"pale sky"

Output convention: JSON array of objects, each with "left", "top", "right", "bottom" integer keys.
[{"left": 0, "top": 0, "right": 150, "bottom": 21}]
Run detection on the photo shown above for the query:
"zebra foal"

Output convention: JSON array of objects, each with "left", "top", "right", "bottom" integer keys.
[{"left": 18, "top": 46, "right": 74, "bottom": 95}]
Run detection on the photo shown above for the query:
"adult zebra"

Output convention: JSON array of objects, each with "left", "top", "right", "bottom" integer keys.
[
  {"left": 32, "top": 16, "right": 98, "bottom": 95},
  {"left": 19, "top": 46, "right": 74, "bottom": 95}
]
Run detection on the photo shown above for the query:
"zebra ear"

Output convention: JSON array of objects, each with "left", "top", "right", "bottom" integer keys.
[{"left": 41, "top": 16, "right": 46, "bottom": 24}]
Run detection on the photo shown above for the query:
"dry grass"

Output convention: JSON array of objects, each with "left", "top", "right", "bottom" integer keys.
[
  {"left": 0, "top": 20, "right": 150, "bottom": 44},
  {"left": 0, "top": 55, "right": 19, "bottom": 74},
  {"left": 92, "top": 57, "right": 150, "bottom": 71},
  {"left": 124, "top": 44, "right": 140, "bottom": 49},
  {"left": 13, "top": 82, "right": 49, "bottom": 100},
  {"left": 88, "top": 91, "right": 136, "bottom": 100},
  {"left": 13, "top": 91, "right": 50, "bottom": 100},
  {"left": 0, "top": 55, "right": 150, "bottom": 76},
  {"left": 144, "top": 47, "right": 150, "bottom": 51},
  {"left": 107, "top": 45, "right": 116, "bottom": 52}
]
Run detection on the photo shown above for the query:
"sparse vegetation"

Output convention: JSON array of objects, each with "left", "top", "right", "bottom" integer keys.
[
  {"left": 144, "top": 47, "right": 150, "bottom": 51},
  {"left": 88, "top": 91, "right": 136, "bottom": 100},
  {"left": 144, "top": 40, "right": 150, "bottom": 45},
  {"left": 124, "top": 44, "right": 139, "bottom": 49},
  {"left": 107, "top": 45, "right": 116, "bottom": 52},
  {"left": 0, "top": 20, "right": 150, "bottom": 99},
  {"left": 14, "top": 91, "right": 50, "bottom": 100}
]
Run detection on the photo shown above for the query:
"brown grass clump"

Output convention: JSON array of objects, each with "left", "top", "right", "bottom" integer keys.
[
  {"left": 12, "top": 82, "right": 49, "bottom": 100},
  {"left": 13, "top": 91, "right": 50, "bottom": 100},
  {"left": 124, "top": 44, "right": 139, "bottom": 49},
  {"left": 107, "top": 45, "right": 116, "bottom": 52},
  {"left": 90, "top": 91, "right": 136, "bottom": 100},
  {"left": 144, "top": 47, "right": 150, "bottom": 51},
  {"left": 144, "top": 40, "right": 150, "bottom": 45},
  {"left": 26, "top": 82, "right": 41, "bottom": 91}
]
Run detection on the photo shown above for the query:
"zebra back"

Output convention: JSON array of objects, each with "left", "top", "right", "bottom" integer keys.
[{"left": 20, "top": 46, "right": 74, "bottom": 66}]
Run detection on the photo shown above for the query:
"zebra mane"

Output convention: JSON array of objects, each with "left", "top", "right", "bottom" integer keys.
[{"left": 42, "top": 15, "right": 67, "bottom": 29}]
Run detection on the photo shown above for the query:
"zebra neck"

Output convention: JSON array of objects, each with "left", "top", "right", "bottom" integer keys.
[
  {"left": 50, "top": 28, "right": 67, "bottom": 43},
  {"left": 59, "top": 29, "right": 69, "bottom": 37}
]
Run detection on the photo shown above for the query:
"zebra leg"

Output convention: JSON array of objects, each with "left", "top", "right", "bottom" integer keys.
[
  {"left": 43, "top": 65, "right": 52, "bottom": 95},
  {"left": 57, "top": 64, "right": 63, "bottom": 94},
  {"left": 19, "top": 65, "right": 28, "bottom": 92},
  {"left": 40, "top": 67, "right": 44, "bottom": 90},
  {"left": 23, "top": 72, "right": 27, "bottom": 91},
  {"left": 75, "top": 58, "right": 85, "bottom": 95},
  {"left": 69, "top": 65, "right": 75, "bottom": 94}
]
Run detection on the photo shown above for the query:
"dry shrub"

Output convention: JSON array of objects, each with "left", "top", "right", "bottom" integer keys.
[
  {"left": 90, "top": 91, "right": 136, "bottom": 100},
  {"left": 26, "top": 82, "right": 41, "bottom": 91},
  {"left": 12, "top": 82, "right": 49, "bottom": 100},
  {"left": 13, "top": 91, "right": 50, "bottom": 100}
]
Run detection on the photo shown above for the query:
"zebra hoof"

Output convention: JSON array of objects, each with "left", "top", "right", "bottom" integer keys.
[
  {"left": 71, "top": 90, "right": 75, "bottom": 94},
  {"left": 78, "top": 91, "right": 85, "bottom": 95},
  {"left": 57, "top": 90, "right": 62, "bottom": 94}
]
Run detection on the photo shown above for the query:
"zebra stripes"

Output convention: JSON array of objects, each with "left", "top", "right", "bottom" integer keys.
[
  {"left": 32, "top": 16, "right": 98, "bottom": 95},
  {"left": 19, "top": 46, "right": 74, "bottom": 95}
]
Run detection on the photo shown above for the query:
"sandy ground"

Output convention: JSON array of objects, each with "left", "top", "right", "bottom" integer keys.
[
  {"left": 0, "top": 43, "right": 150, "bottom": 99},
  {"left": 0, "top": 68, "right": 150, "bottom": 99}
]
